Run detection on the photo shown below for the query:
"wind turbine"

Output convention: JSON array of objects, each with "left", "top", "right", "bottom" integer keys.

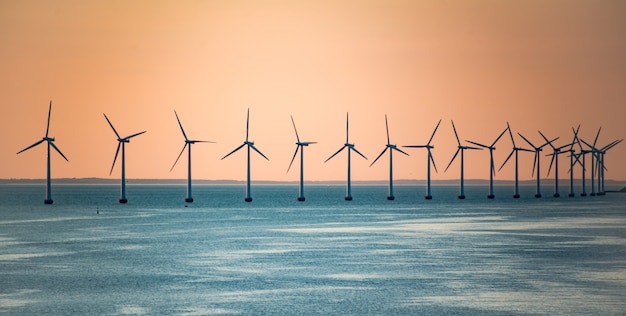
[
  {"left": 590, "top": 139, "right": 623, "bottom": 196},
  {"left": 566, "top": 125, "right": 581, "bottom": 197},
  {"left": 445, "top": 120, "right": 482, "bottom": 199},
  {"left": 287, "top": 115, "right": 316, "bottom": 202},
  {"left": 17, "top": 100, "right": 68, "bottom": 204},
  {"left": 325, "top": 112, "right": 368, "bottom": 201},
  {"left": 517, "top": 132, "right": 558, "bottom": 198},
  {"left": 499, "top": 123, "right": 533, "bottom": 199},
  {"left": 466, "top": 126, "right": 509, "bottom": 199},
  {"left": 403, "top": 119, "right": 441, "bottom": 200},
  {"left": 221, "top": 109, "right": 269, "bottom": 202},
  {"left": 170, "top": 110, "right": 214, "bottom": 203},
  {"left": 580, "top": 127, "right": 601, "bottom": 196},
  {"left": 370, "top": 115, "right": 409, "bottom": 200},
  {"left": 104, "top": 113, "right": 146, "bottom": 204},
  {"left": 540, "top": 131, "right": 571, "bottom": 198}
]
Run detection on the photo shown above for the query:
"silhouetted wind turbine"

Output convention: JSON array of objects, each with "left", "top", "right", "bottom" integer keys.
[
  {"left": 221, "top": 109, "right": 269, "bottom": 202},
  {"left": 370, "top": 115, "right": 409, "bottom": 200},
  {"left": 499, "top": 123, "right": 533, "bottom": 198},
  {"left": 566, "top": 125, "right": 581, "bottom": 197},
  {"left": 325, "top": 112, "right": 368, "bottom": 201},
  {"left": 403, "top": 119, "right": 441, "bottom": 200},
  {"left": 517, "top": 132, "right": 558, "bottom": 198},
  {"left": 593, "top": 139, "right": 622, "bottom": 195},
  {"left": 104, "top": 114, "right": 146, "bottom": 203},
  {"left": 445, "top": 120, "right": 482, "bottom": 199},
  {"left": 287, "top": 115, "right": 316, "bottom": 202},
  {"left": 466, "top": 126, "right": 508, "bottom": 199},
  {"left": 17, "top": 101, "right": 68, "bottom": 204},
  {"left": 170, "top": 110, "right": 214, "bottom": 203},
  {"left": 540, "top": 131, "right": 571, "bottom": 198}
]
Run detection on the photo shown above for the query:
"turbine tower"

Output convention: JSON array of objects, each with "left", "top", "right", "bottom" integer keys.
[
  {"left": 445, "top": 120, "right": 482, "bottom": 199},
  {"left": 517, "top": 132, "right": 557, "bottom": 198},
  {"left": 104, "top": 113, "right": 146, "bottom": 204},
  {"left": 325, "top": 112, "right": 368, "bottom": 201},
  {"left": 221, "top": 109, "right": 269, "bottom": 202},
  {"left": 170, "top": 110, "right": 214, "bottom": 203},
  {"left": 17, "top": 101, "right": 68, "bottom": 204},
  {"left": 287, "top": 115, "right": 317, "bottom": 202},
  {"left": 403, "top": 119, "right": 441, "bottom": 200},
  {"left": 499, "top": 123, "right": 533, "bottom": 199},
  {"left": 370, "top": 115, "right": 409, "bottom": 200},
  {"left": 566, "top": 125, "right": 581, "bottom": 197},
  {"left": 466, "top": 126, "right": 509, "bottom": 199},
  {"left": 540, "top": 130, "right": 572, "bottom": 198}
]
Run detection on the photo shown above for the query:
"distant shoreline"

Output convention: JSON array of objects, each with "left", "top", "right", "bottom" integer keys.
[{"left": 1, "top": 178, "right": 625, "bottom": 188}]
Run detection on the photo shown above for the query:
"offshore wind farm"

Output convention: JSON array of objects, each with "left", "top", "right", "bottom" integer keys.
[{"left": 2, "top": 2, "right": 626, "bottom": 315}]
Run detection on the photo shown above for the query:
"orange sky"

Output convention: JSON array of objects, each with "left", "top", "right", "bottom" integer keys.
[{"left": 1, "top": 0, "right": 625, "bottom": 182}]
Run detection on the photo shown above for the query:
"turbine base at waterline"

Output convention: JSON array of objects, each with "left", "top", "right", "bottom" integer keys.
[
  {"left": 119, "top": 198, "right": 128, "bottom": 204},
  {"left": 44, "top": 199, "right": 53, "bottom": 204}
]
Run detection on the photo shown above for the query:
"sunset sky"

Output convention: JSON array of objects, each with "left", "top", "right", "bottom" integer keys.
[{"left": 1, "top": 0, "right": 625, "bottom": 182}]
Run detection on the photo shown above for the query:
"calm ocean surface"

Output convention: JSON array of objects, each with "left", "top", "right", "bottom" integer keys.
[{"left": 1, "top": 184, "right": 625, "bottom": 315}]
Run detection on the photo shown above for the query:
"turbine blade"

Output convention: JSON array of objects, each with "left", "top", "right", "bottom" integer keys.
[
  {"left": 547, "top": 153, "right": 555, "bottom": 176},
  {"left": 246, "top": 108, "right": 250, "bottom": 142},
  {"left": 170, "top": 143, "right": 187, "bottom": 172},
  {"left": 50, "top": 141, "right": 68, "bottom": 161},
  {"left": 451, "top": 120, "right": 461, "bottom": 146},
  {"left": 287, "top": 145, "right": 300, "bottom": 173},
  {"left": 569, "top": 124, "right": 580, "bottom": 151},
  {"left": 518, "top": 132, "right": 536, "bottom": 149},
  {"left": 103, "top": 113, "right": 121, "bottom": 139},
  {"left": 385, "top": 114, "right": 390, "bottom": 145},
  {"left": 539, "top": 137, "right": 559, "bottom": 149},
  {"left": 427, "top": 119, "right": 442, "bottom": 145},
  {"left": 593, "top": 126, "right": 601, "bottom": 147},
  {"left": 393, "top": 146, "right": 410, "bottom": 156},
  {"left": 490, "top": 151, "right": 495, "bottom": 176},
  {"left": 466, "top": 140, "right": 488, "bottom": 149},
  {"left": 429, "top": 150, "right": 439, "bottom": 173},
  {"left": 126, "top": 131, "right": 146, "bottom": 139},
  {"left": 174, "top": 110, "right": 189, "bottom": 141},
  {"left": 466, "top": 146, "right": 483, "bottom": 150},
  {"left": 17, "top": 139, "right": 44, "bottom": 154},
  {"left": 531, "top": 152, "right": 538, "bottom": 177},
  {"left": 110, "top": 142, "right": 121, "bottom": 175},
  {"left": 351, "top": 146, "right": 368, "bottom": 160},
  {"left": 45, "top": 100, "right": 52, "bottom": 138},
  {"left": 290, "top": 115, "right": 300, "bottom": 143},
  {"left": 499, "top": 149, "right": 515, "bottom": 171},
  {"left": 325, "top": 146, "right": 345, "bottom": 163},
  {"left": 221, "top": 143, "right": 246, "bottom": 160},
  {"left": 492, "top": 126, "right": 508, "bottom": 147},
  {"left": 445, "top": 148, "right": 460, "bottom": 172},
  {"left": 538, "top": 130, "right": 556, "bottom": 150},
  {"left": 250, "top": 144, "right": 269, "bottom": 161},
  {"left": 507, "top": 122, "right": 516, "bottom": 147},
  {"left": 370, "top": 147, "right": 388, "bottom": 167}
]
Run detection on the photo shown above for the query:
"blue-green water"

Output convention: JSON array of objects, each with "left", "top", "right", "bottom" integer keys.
[{"left": 1, "top": 184, "right": 625, "bottom": 315}]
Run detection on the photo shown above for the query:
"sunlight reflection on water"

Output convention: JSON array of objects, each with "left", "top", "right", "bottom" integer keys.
[{"left": 0, "top": 184, "right": 625, "bottom": 315}]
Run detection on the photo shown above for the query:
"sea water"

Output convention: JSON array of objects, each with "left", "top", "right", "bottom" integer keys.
[{"left": 1, "top": 184, "right": 625, "bottom": 315}]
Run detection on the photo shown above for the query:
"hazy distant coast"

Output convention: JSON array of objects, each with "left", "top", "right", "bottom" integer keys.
[{"left": 2, "top": 178, "right": 625, "bottom": 190}]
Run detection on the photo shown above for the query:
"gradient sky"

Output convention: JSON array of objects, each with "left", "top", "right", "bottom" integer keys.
[{"left": 1, "top": 0, "right": 625, "bottom": 182}]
